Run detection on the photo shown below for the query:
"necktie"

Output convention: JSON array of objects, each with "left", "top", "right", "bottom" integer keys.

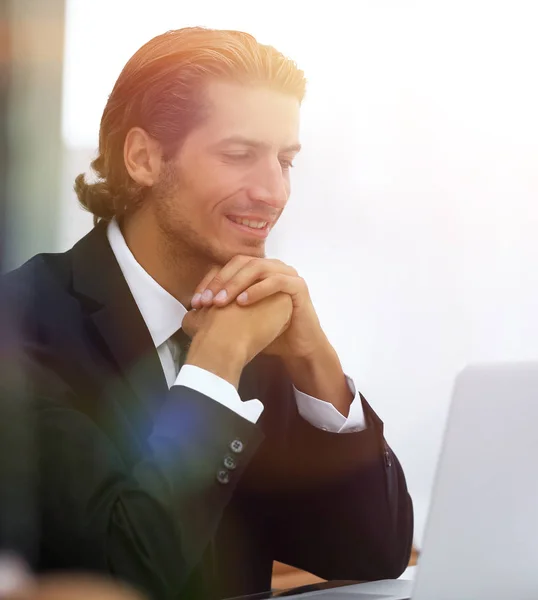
[{"left": 170, "top": 328, "right": 191, "bottom": 375}]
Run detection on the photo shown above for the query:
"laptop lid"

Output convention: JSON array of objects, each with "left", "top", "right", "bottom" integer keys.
[{"left": 412, "top": 362, "right": 538, "bottom": 600}]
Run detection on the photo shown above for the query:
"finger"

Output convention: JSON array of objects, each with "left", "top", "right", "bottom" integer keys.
[
  {"left": 217, "top": 261, "right": 297, "bottom": 306},
  {"left": 191, "top": 266, "right": 220, "bottom": 308},
  {"left": 199, "top": 255, "right": 254, "bottom": 306},
  {"left": 196, "top": 256, "right": 254, "bottom": 307},
  {"left": 212, "top": 260, "right": 298, "bottom": 307},
  {"left": 235, "top": 274, "right": 305, "bottom": 306}
]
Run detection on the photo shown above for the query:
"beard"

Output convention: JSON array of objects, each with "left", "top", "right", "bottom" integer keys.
[{"left": 150, "top": 161, "right": 266, "bottom": 273}]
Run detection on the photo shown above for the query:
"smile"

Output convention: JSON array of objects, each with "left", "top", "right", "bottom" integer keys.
[
  {"left": 227, "top": 216, "right": 268, "bottom": 229},
  {"left": 225, "top": 216, "right": 271, "bottom": 239}
]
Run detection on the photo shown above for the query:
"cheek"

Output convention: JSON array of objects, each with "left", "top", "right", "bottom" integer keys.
[
  {"left": 212, "top": 165, "right": 246, "bottom": 193},
  {"left": 190, "top": 186, "right": 229, "bottom": 231},
  {"left": 181, "top": 160, "right": 245, "bottom": 221},
  {"left": 206, "top": 171, "right": 245, "bottom": 210}
]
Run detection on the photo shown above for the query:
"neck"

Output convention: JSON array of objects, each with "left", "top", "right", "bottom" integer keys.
[{"left": 121, "top": 209, "right": 213, "bottom": 309}]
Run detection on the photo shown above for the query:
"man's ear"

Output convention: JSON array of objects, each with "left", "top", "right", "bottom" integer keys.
[{"left": 123, "top": 127, "right": 162, "bottom": 187}]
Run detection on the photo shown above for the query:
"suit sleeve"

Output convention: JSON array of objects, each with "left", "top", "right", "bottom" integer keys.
[
  {"left": 266, "top": 368, "right": 413, "bottom": 582},
  {"left": 25, "top": 360, "right": 263, "bottom": 600}
]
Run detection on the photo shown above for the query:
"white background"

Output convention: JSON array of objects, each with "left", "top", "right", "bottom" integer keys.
[{"left": 60, "top": 0, "right": 538, "bottom": 546}]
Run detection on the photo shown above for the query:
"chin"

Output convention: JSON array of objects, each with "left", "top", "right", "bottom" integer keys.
[
  {"left": 213, "top": 248, "right": 264, "bottom": 265},
  {"left": 216, "top": 239, "right": 266, "bottom": 261},
  {"left": 195, "top": 232, "right": 266, "bottom": 265},
  {"left": 235, "top": 244, "right": 266, "bottom": 259}
]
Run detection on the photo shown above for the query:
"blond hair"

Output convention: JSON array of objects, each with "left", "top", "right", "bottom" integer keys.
[{"left": 75, "top": 27, "right": 306, "bottom": 225}]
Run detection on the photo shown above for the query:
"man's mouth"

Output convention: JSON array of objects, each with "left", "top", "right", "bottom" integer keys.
[
  {"left": 227, "top": 216, "right": 269, "bottom": 230},
  {"left": 225, "top": 215, "right": 272, "bottom": 239}
]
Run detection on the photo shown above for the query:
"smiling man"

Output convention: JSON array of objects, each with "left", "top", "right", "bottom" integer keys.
[{"left": 1, "top": 28, "right": 413, "bottom": 600}]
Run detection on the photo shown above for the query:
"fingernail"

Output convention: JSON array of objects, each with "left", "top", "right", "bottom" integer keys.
[
  {"left": 201, "top": 289, "right": 213, "bottom": 303},
  {"left": 191, "top": 293, "right": 201, "bottom": 306},
  {"left": 215, "top": 290, "right": 227, "bottom": 303},
  {"left": 237, "top": 292, "right": 248, "bottom": 303}
]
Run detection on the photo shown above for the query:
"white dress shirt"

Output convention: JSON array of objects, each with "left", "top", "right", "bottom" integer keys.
[{"left": 107, "top": 219, "right": 366, "bottom": 433}]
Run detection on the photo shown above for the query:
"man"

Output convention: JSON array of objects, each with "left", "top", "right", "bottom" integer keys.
[{"left": 1, "top": 27, "right": 413, "bottom": 600}]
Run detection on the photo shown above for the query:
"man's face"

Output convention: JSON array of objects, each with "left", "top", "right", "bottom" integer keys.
[{"left": 150, "top": 80, "right": 301, "bottom": 266}]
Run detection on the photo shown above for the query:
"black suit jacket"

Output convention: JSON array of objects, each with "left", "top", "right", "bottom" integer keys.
[{"left": 0, "top": 222, "right": 413, "bottom": 600}]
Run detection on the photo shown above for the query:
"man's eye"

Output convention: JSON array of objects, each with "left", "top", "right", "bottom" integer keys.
[
  {"left": 280, "top": 159, "right": 295, "bottom": 170},
  {"left": 223, "top": 153, "right": 251, "bottom": 161}
]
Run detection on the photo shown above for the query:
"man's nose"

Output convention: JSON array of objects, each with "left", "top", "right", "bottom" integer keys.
[{"left": 246, "top": 160, "right": 289, "bottom": 209}]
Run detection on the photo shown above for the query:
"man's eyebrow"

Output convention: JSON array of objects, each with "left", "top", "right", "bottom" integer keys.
[
  {"left": 282, "top": 143, "right": 302, "bottom": 153},
  {"left": 214, "top": 136, "right": 302, "bottom": 153}
]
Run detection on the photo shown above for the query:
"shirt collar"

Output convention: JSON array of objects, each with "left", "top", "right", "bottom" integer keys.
[{"left": 107, "top": 218, "right": 187, "bottom": 348}]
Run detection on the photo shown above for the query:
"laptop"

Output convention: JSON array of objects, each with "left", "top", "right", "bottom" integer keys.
[{"left": 275, "top": 362, "right": 538, "bottom": 600}]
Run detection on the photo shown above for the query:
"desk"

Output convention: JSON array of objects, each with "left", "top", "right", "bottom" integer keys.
[{"left": 272, "top": 547, "right": 419, "bottom": 589}]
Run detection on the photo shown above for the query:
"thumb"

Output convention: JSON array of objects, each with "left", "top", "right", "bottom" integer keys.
[{"left": 181, "top": 308, "right": 207, "bottom": 339}]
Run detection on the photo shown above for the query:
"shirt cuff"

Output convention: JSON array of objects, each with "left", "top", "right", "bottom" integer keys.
[
  {"left": 294, "top": 375, "right": 367, "bottom": 433},
  {"left": 173, "top": 365, "right": 264, "bottom": 424}
]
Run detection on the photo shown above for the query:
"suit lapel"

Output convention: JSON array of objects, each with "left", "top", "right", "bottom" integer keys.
[{"left": 71, "top": 222, "right": 168, "bottom": 416}]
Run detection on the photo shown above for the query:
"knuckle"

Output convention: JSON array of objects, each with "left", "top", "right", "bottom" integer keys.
[
  {"left": 235, "top": 255, "right": 254, "bottom": 266},
  {"left": 247, "top": 262, "right": 269, "bottom": 280},
  {"left": 282, "top": 263, "right": 298, "bottom": 276},
  {"left": 252, "top": 258, "right": 268, "bottom": 271},
  {"left": 258, "top": 268, "right": 274, "bottom": 281},
  {"left": 271, "top": 259, "right": 296, "bottom": 275}
]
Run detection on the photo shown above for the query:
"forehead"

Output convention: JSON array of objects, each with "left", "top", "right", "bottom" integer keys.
[{"left": 196, "top": 80, "right": 301, "bottom": 148}]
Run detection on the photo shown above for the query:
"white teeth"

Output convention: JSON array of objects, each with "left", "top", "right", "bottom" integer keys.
[{"left": 230, "top": 217, "right": 267, "bottom": 229}]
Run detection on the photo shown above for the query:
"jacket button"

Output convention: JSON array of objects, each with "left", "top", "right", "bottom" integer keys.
[
  {"left": 230, "top": 439, "right": 244, "bottom": 454},
  {"left": 223, "top": 455, "right": 237, "bottom": 470},
  {"left": 216, "top": 469, "right": 230, "bottom": 485}
]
